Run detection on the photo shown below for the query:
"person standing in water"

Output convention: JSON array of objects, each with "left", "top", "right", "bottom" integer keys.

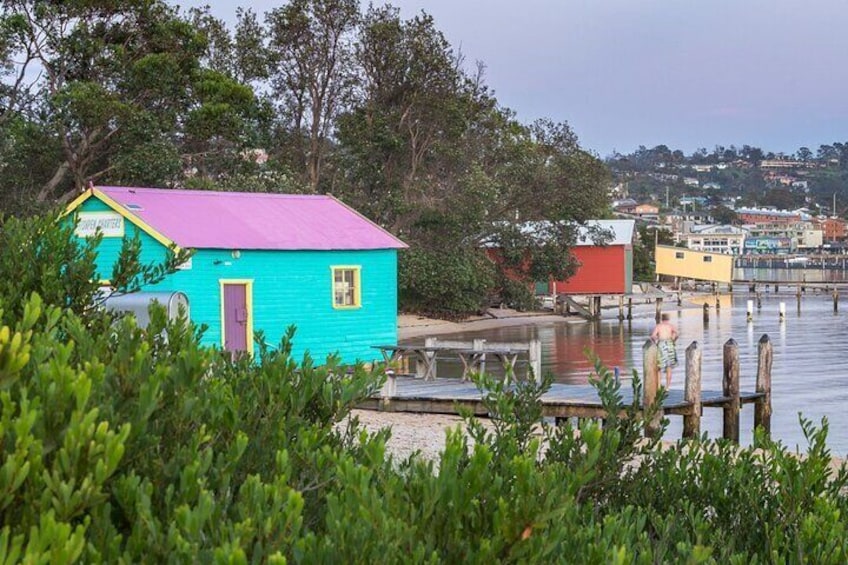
[{"left": 651, "top": 313, "right": 679, "bottom": 388}]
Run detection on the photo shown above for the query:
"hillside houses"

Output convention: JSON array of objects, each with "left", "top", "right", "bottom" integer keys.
[
  {"left": 607, "top": 148, "right": 848, "bottom": 254},
  {"left": 614, "top": 196, "right": 846, "bottom": 254}
]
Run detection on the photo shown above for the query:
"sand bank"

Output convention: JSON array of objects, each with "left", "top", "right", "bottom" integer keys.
[
  {"left": 399, "top": 310, "right": 582, "bottom": 341},
  {"left": 398, "top": 287, "right": 708, "bottom": 342}
]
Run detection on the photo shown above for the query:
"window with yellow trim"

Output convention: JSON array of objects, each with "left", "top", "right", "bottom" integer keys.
[{"left": 332, "top": 267, "right": 361, "bottom": 308}]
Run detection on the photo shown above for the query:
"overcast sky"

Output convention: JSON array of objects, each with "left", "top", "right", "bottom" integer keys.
[{"left": 187, "top": 0, "right": 848, "bottom": 158}]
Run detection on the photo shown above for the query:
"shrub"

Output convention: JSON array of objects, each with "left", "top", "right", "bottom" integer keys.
[
  {"left": 3, "top": 213, "right": 848, "bottom": 562},
  {"left": 398, "top": 247, "right": 495, "bottom": 318}
]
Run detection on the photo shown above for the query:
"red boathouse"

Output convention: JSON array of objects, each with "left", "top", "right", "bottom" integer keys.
[{"left": 547, "top": 220, "right": 635, "bottom": 295}]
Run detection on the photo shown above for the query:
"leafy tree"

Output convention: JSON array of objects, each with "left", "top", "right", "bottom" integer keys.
[
  {"left": 633, "top": 225, "right": 674, "bottom": 280},
  {"left": 334, "top": 8, "right": 609, "bottom": 314},
  {"left": 740, "top": 144, "right": 765, "bottom": 165},
  {"left": 0, "top": 0, "right": 261, "bottom": 205},
  {"left": 759, "top": 187, "right": 804, "bottom": 210},
  {"left": 797, "top": 146, "right": 813, "bottom": 162},
  {"left": 239, "top": 0, "right": 359, "bottom": 192},
  {"left": 710, "top": 205, "right": 738, "bottom": 224},
  {"left": 0, "top": 115, "right": 64, "bottom": 215},
  {"left": 336, "top": 4, "right": 472, "bottom": 231},
  {"left": 2, "top": 1, "right": 196, "bottom": 198}
]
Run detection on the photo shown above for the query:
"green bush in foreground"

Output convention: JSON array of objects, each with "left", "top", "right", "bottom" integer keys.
[
  {"left": 3, "top": 294, "right": 848, "bottom": 563},
  {"left": 2, "top": 214, "right": 848, "bottom": 563}
]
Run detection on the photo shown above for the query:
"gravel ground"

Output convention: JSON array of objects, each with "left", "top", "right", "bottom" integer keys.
[{"left": 343, "top": 409, "right": 473, "bottom": 461}]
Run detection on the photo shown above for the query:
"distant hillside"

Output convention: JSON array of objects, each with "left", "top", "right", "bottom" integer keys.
[{"left": 606, "top": 143, "right": 848, "bottom": 217}]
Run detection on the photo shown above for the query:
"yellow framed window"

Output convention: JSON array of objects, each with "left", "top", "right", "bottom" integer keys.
[{"left": 332, "top": 266, "right": 361, "bottom": 309}]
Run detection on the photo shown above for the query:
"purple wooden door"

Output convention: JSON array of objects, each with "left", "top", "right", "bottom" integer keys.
[{"left": 222, "top": 283, "right": 248, "bottom": 353}]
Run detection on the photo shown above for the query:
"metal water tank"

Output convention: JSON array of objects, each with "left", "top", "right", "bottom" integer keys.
[{"left": 102, "top": 291, "right": 189, "bottom": 328}]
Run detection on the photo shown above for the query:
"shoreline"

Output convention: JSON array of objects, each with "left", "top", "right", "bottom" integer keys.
[
  {"left": 386, "top": 289, "right": 703, "bottom": 461},
  {"left": 398, "top": 310, "right": 582, "bottom": 341},
  {"left": 381, "top": 290, "right": 848, "bottom": 466},
  {"left": 399, "top": 289, "right": 708, "bottom": 341}
]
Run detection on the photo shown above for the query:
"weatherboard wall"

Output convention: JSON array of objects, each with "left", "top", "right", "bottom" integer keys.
[
  {"left": 551, "top": 245, "right": 632, "bottom": 294},
  {"left": 75, "top": 196, "right": 398, "bottom": 364}
]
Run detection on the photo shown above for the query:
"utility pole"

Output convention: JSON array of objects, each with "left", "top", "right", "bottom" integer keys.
[{"left": 655, "top": 225, "right": 660, "bottom": 283}]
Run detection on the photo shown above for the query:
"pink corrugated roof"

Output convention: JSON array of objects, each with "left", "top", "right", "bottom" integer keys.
[{"left": 96, "top": 186, "right": 407, "bottom": 250}]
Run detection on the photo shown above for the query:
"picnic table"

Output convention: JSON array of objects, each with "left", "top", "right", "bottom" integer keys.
[
  {"left": 372, "top": 344, "right": 444, "bottom": 380},
  {"left": 373, "top": 344, "right": 529, "bottom": 381},
  {"left": 454, "top": 348, "right": 525, "bottom": 381}
]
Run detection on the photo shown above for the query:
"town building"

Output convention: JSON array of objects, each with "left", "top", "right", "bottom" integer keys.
[
  {"left": 734, "top": 207, "right": 823, "bottom": 249},
  {"left": 612, "top": 198, "right": 638, "bottom": 213},
  {"left": 683, "top": 225, "right": 748, "bottom": 255},
  {"left": 743, "top": 237, "right": 793, "bottom": 254},
  {"left": 817, "top": 216, "right": 848, "bottom": 242},
  {"left": 66, "top": 186, "right": 407, "bottom": 362},
  {"left": 736, "top": 207, "right": 801, "bottom": 227},
  {"left": 759, "top": 159, "right": 810, "bottom": 169},
  {"left": 663, "top": 211, "right": 715, "bottom": 244},
  {"left": 633, "top": 203, "right": 659, "bottom": 220}
]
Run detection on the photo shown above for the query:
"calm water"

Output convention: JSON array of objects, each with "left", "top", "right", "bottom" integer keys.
[
  {"left": 735, "top": 266, "right": 848, "bottom": 283},
  {"left": 414, "top": 283, "right": 848, "bottom": 455}
]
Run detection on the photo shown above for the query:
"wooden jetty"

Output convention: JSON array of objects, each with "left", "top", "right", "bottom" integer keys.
[
  {"left": 362, "top": 335, "right": 774, "bottom": 443},
  {"left": 552, "top": 282, "right": 668, "bottom": 322}
]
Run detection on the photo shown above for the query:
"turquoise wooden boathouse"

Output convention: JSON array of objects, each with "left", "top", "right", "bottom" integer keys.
[{"left": 66, "top": 186, "right": 407, "bottom": 363}]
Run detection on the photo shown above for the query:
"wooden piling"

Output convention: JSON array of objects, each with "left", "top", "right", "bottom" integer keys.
[
  {"left": 618, "top": 295, "right": 624, "bottom": 321},
  {"left": 715, "top": 292, "right": 720, "bottom": 311},
  {"left": 702, "top": 303, "right": 709, "bottom": 323},
  {"left": 627, "top": 297, "right": 633, "bottom": 320},
  {"left": 380, "top": 369, "right": 397, "bottom": 400},
  {"left": 677, "top": 290, "right": 682, "bottom": 306},
  {"left": 655, "top": 297, "right": 663, "bottom": 322},
  {"left": 722, "top": 338, "right": 741, "bottom": 443},
  {"left": 834, "top": 288, "right": 839, "bottom": 312},
  {"left": 642, "top": 339, "right": 661, "bottom": 438},
  {"left": 683, "top": 341, "right": 702, "bottom": 439},
  {"left": 754, "top": 334, "right": 773, "bottom": 440},
  {"left": 756, "top": 291, "right": 762, "bottom": 309},
  {"left": 796, "top": 284, "right": 801, "bottom": 310}
]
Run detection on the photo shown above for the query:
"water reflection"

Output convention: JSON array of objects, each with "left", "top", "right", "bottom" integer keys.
[
  {"left": 415, "top": 289, "right": 848, "bottom": 455},
  {"left": 736, "top": 266, "right": 848, "bottom": 283}
]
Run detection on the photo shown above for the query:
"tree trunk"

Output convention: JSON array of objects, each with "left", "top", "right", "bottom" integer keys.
[{"left": 38, "top": 161, "right": 70, "bottom": 202}]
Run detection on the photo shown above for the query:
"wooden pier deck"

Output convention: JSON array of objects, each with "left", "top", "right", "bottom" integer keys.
[
  {"left": 360, "top": 335, "right": 775, "bottom": 442},
  {"left": 359, "top": 376, "right": 765, "bottom": 419}
]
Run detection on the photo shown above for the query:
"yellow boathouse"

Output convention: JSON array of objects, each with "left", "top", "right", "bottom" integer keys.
[{"left": 655, "top": 245, "right": 734, "bottom": 283}]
